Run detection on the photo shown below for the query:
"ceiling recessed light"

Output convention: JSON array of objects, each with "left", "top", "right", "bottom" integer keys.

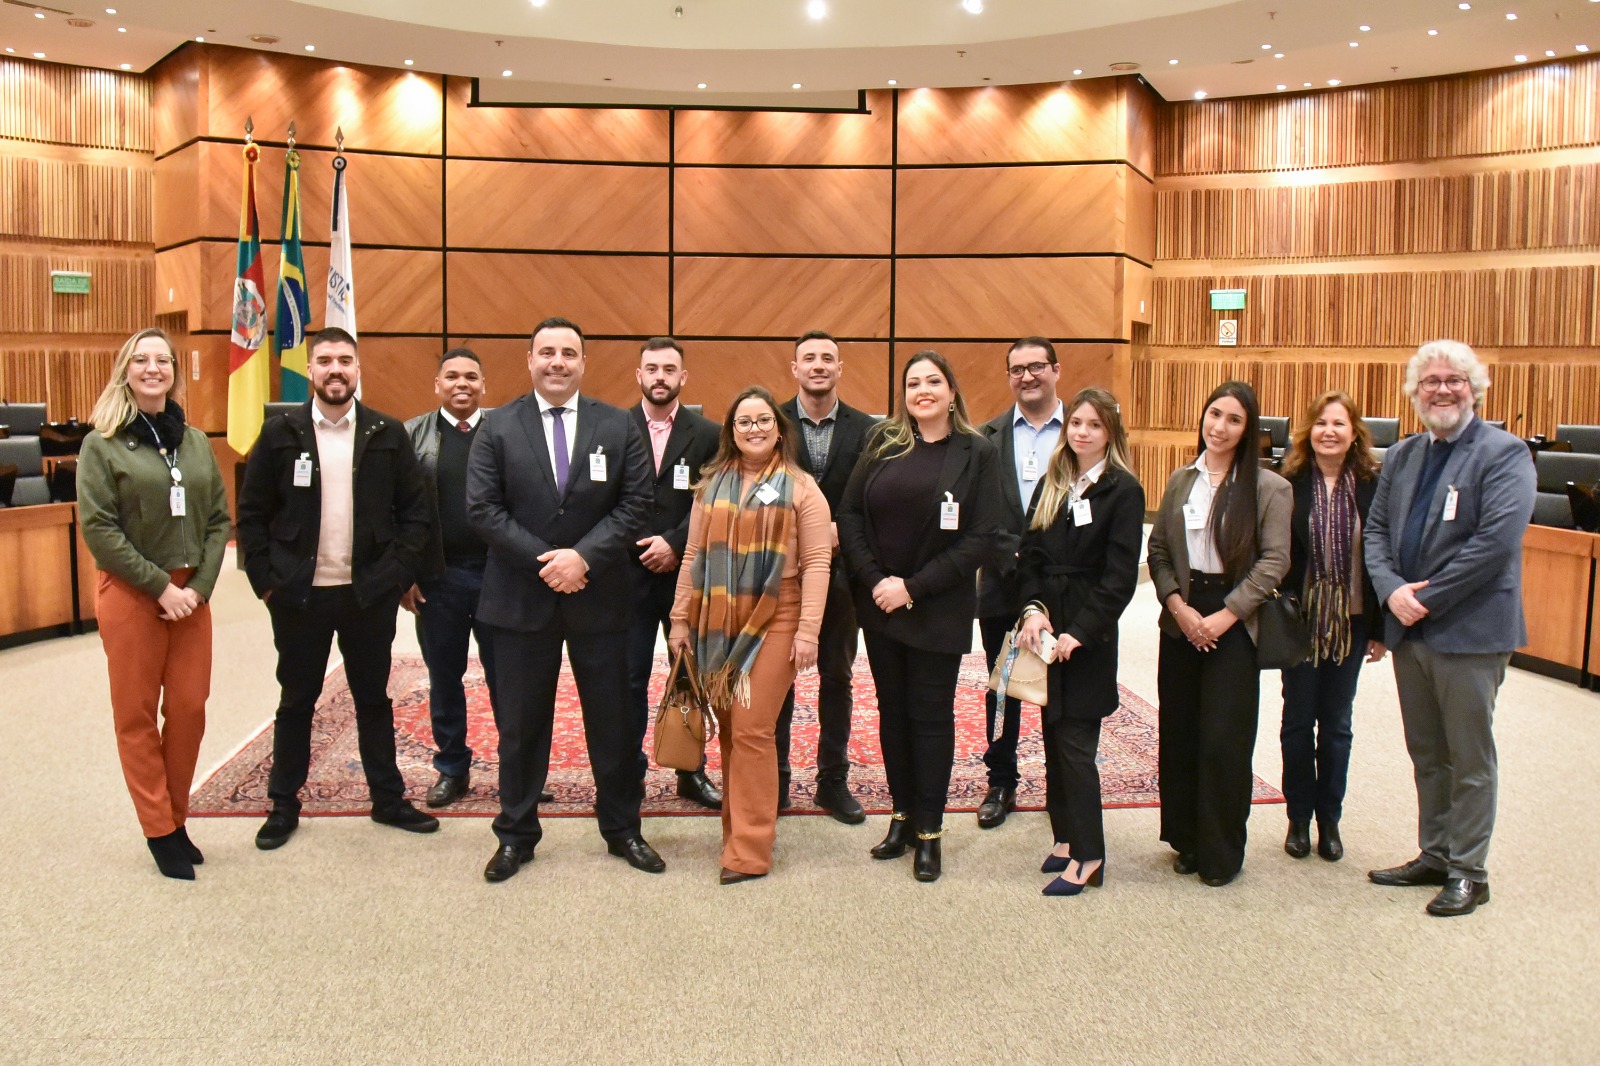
[
  {"left": 105, "top": 6, "right": 116, "bottom": 11},
  {"left": 117, "top": 26, "right": 125, "bottom": 32},
  {"left": 502, "top": 69, "right": 512, "bottom": 76},
  {"left": 1349, "top": 41, "right": 1359, "bottom": 47},
  {"left": 1072, "top": 69, "right": 1082, "bottom": 75},
  {"left": 697, "top": 82, "right": 707, "bottom": 88},
  {"left": 4, "top": 48, "right": 13, "bottom": 53},
  {"left": 1303, "top": 81, "right": 1312, "bottom": 87},
  {"left": 888, "top": 78, "right": 898, "bottom": 84},
  {"left": 1579, "top": 44, "right": 1591, "bottom": 52},
  {"left": 34, "top": 11, "right": 44, "bottom": 18},
  {"left": 1276, "top": 84, "right": 1287, "bottom": 90},
  {"left": 304, "top": 44, "right": 315, "bottom": 51},
  {"left": 119, "top": 63, "right": 130, "bottom": 70},
  {"left": 1261, "top": 44, "right": 1272, "bottom": 50},
  {"left": 1429, "top": 28, "right": 1439, "bottom": 35},
  {"left": 806, "top": 0, "right": 827, "bottom": 19},
  {"left": 1168, "top": 58, "right": 1179, "bottom": 65},
  {"left": 1514, "top": 53, "right": 1528, "bottom": 61},
  {"left": 1274, "top": 52, "right": 1284, "bottom": 58},
  {"left": 1193, "top": 90, "right": 1207, "bottom": 99},
  {"left": 1328, "top": 78, "right": 1341, "bottom": 85},
  {"left": 1546, "top": 49, "right": 1557, "bottom": 57},
  {"left": 1505, "top": 12, "right": 1516, "bottom": 19},
  {"left": 1459, "top": 2, "right": 1470, "bottom": 8},
  {"left": 194, "top": 36, "right": 204, "bottom": 42},
  {"left": 33, "top": 52, "right": 45, "bottom": 58},
  {"left": 1360, "top": 24, "right": 1371, "bottom": 31},
  {"left": 962, "top": 0, "right": 984, "bottom": 12},
  {"left": 404, "top": 58, "right": 414, "bottom": 65},
  {"left": 791, "top": 82, "right": 803, "bottom": 88},
  {"left": 530, "top": 0, "right": 546, "bottom": 6}
]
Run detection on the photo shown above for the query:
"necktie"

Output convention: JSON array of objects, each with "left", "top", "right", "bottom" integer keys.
[
  {"left": 457, "top": 419, "right": 471, "bottom": 433},
  {"left": 550, "top": 407, "right": 569, "bottom": 494},
  {"left": 1398, "top": 437, "right": 1453, "bottom": 580}
]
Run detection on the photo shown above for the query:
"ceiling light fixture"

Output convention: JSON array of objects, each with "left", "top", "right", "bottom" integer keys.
[
  {"left": 305, "top": 45, "right": 316, "bottom": 51},
  {"left": 806, "top": 0, "right": 827, "bottom": 19},
  {"left": 1193, "top": 90, "right": 1207, "bottom": 99},
  {"left": 1328, "top": 78, "right": 1341, "bottom": 85},
  {"left": 1350, "top": 41, "right": 1359, "bottom": 47},
  {"left": 1546, "top": 49, "right": 1557, "bottom": 57},
  {"left": 1505, "top": 12, "right": 1517, "bottom": 19},
  {"left": 119, "top": 63, "right": 130, "bottom": 69},
  {"left": 117, "top": 26, "right": 125, "bottom": 32},
  {"left": 1262, "top": 44, "right": 1272, "bottom": 50},
  {"left": 1275, "top": 52, "right": 1284, "bottom": 58},
  {"left": 1360, "top": 24, "right": 1371, "bottom": 31},
  {"left": 888, "top": 78, "right": 898, "bottom": 84},
  {"left": 1429, "top": 29, "right": 1439, "bottom": 35},
  {"left": 1169, "top": 58, "right": 1179, "bottom": 65},
  {"left": 34, "top": 11, "right": 44, "bottom": 18},
  {"left": 4, "top": 48, "right": 13, "bottom": 53},
  {"left": 1514, "top": 53, "right": 1527, "bottom": 61},
  {"left": 1303, "top": 81, "right": 1312, "bottom": 87},
  {"left": 1459, "top": 2, "right": 1470, "bottom": 8},
  {"left": 792, "top": 81, "right": 803, "bottom": 88},
  {"left": 502, "top": 69, "right": 513, "bottom": 76},
  {"left": 194, "top": 36, "right": 204, "bottom": 42},
  {"left": 962, "top": 0, "right": 984, "bottom": 12},
  {"left": 33, "top": 52, "right": 45, "bottom": 58},
  {"left": 1276, "top": 83, "right": 1287, "bottom": 90},
  {"left": 1072, "top": 69, "right": 1082, "bottom": 75},
  {"left": 404, "top": 58, "right": 414, "bottom": 66},
  {"left": 530, "top": 0, "right": 547, "bottom": 6},
  {"left": 1579, "top": 44, "right": 1591, "bottom": 52},
  {"left": 106, "top": 6, "right": 116, "bottom": 11}
]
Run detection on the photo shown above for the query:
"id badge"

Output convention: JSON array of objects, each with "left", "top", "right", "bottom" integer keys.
[
  {"left": 1183, "top": 502, "right": 1205, "bottom": 530},
  {"left": 673, "top": 461, "right": 691, "bottom": 490},
  {"left": 940, "top": 491, "right": 960, "bottom": 530},
  {"left": 755, "top": 483, "right": 779, "bottom": 505},
  {"left": 169, "top": 485, "right": 186, "bottom": 517},
  {"left": 589, "top": 448, "right": 607, "bottom": 482},
  {"left": 292, "top": 456, "right": 313, "bottom": 488},
  {"left": 1022, "top": 453, "right": 1040, "bottom": 481},
  {"left": 1442, "top": 486, "right": 1459, "bottom": 522},
  {"left": 1072, "top": 498, "right": 1093, "bottom": 527}
]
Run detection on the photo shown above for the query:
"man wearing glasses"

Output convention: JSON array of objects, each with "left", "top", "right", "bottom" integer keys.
[
  {"left": 1364, "top": 340, "right": 1535, "bottom": 917},
  {"left": 975, "top": 337, "right": 1064, "bottom": 829}
]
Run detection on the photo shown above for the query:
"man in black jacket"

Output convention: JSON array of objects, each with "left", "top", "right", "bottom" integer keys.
[
  {"left": 776, "top": 330, "right": 874, "bottom": 823},
  {"left": 627, "top": 338, "right": 723, "bottom": 808},
  {"left": 237, "top": 327, "right": 437, "bottom": 850}
]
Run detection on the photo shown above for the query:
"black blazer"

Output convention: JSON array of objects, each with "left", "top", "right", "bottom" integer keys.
[
  {"left": 837, "top": 429, "right": 1013, "bottom": 654},
  {"left": 1016, "top": 466, "right": 1145, "bottom": 722},
  {"left": 1283, "top": 466, "right": 1383, "bottom": 638},
  {"left": 976, "top": 406, "right": 1037, "bottom": 619},
  {"left": 466, "top": 392, "right": 652, "bottom": 634},
  {"left": 778, "top": 396, "right": 875, "bottom": 516},
  {"left": 236, "top": 400, "right": 430, "bottom": 609},
  {"left": 627, "top": 403, "right": 721, "bottom": 582}
]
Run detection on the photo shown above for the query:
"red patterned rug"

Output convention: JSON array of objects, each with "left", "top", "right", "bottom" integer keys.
[{"left": 190, "top": 652, "right": 1284, "bottom": 817}]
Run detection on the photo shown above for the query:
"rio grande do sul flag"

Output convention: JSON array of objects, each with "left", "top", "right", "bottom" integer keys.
[{"left": 226, "top": 141, "right": 269, "bottom": 455}]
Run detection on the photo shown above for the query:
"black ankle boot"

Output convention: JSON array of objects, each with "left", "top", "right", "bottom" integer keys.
[
  {"left": 870, "top": 813, "right": 914, "bottom": 859},
  {"left": 913, "top": 830, "right": 943, "bottom": 882},
  {"left": 175, "top": 825, "right": 204, "bottom": 864},
  {"left": 776, "top": 770, "right": 791, "bottom": 813},
  {"left": 147, "top": 831, "right": 195, "bottom": 881},
  {"left": 1316, "top": 819, "right": 1343, "bottom": 862},
  {"left": 1284, "top": 819, "right": 1311, "bottom": 859}
]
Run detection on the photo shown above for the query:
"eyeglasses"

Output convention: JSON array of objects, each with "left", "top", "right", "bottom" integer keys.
[
  {"left": 1418, "top": 376, "right": 1470, "bottom": 393},
  {"left": 1006, "top": 361, "right": 1054, "bottom": 379},
  {"left": 733, "top": 415, "right": 776, "bottom": 432},
  {"left": 130, "top": 355, "right": 174, "bottom": 368}
]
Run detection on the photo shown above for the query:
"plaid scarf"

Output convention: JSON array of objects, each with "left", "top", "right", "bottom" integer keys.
[
  {"left": 686, "top": 456, "right": 795, "bottom": 709},
  {"left": 1305, "top": 466, "right": 1357, "bottom": 665}
]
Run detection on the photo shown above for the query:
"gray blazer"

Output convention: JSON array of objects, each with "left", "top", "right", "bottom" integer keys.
[
  {"left": 1364, "top": 415, "right": 1535, "bottom": 653},
  {"left": 1146, "top": 464, "right": 1293, "bottom": 645}
]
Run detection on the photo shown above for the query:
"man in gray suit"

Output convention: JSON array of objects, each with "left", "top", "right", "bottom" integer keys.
[{"left": 1364, "top": 339, "right": 1535, "bottom": 917}]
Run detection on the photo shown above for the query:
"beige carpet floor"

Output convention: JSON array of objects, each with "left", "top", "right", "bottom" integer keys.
[{"left": 3, "top": 550, "right": 1598, "bottom": 1064}]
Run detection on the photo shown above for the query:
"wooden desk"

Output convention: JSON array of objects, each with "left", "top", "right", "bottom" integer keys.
[
  {"left": 0, "top": 503, "right": 79, "bottom": 638},
  {"left": 1517, "top": 525, "right": 1597, "bottom": 676}
]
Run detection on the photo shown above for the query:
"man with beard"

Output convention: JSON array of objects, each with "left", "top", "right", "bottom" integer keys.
[
  {"left": 238, "top": 326, "right": 437, "bottom": 850},
  {"left": 627, "top": 338, "right": 723, "bottom": 808},
  {"left": 776, "top": 330, "right": 874, "bottom": 822},
  {"left": 1364, "top": 339, "right": 1534, "bottom": 917},
  {"left": 468, "top": 317, "right": 658, "bottom": 882}
]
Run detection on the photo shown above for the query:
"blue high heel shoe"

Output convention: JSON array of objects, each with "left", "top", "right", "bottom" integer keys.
[
  {"left": 1041, "top": 850, "right": 1071, "bottom": 874},
  {"left": 1043, "top": 859, "right": 1105, "bottom": 896}
]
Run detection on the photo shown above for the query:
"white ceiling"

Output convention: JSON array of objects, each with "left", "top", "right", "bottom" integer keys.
[{"left": 3, "top": 0, "right": 1600, "bottom": 107}]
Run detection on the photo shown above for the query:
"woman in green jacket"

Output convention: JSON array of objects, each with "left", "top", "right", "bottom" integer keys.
[{"left": 78, "top": 328, "right": 231, "bottom": 880}]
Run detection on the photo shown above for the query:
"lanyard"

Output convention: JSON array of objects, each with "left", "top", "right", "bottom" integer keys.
[{"left": 138, "top": 413, "right": 182, "bottom": 484}]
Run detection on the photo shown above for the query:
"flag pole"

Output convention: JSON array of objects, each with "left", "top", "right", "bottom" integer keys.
[{"left": 226, "top": 116, "right": 269, "bottom": 455}]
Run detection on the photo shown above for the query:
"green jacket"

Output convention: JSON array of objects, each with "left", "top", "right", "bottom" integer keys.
[{"left": 78, "top": 423, "right": 232, "bottom": 601}]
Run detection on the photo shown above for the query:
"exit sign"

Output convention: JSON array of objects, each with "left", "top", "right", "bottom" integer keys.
[
  {"left": 51, "top": 270, "right": 91, "bottom": 295},
  {"left": 1209, "top": 288, "right": 1246, "bottom": 310}
]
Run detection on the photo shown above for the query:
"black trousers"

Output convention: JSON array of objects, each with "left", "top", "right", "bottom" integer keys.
[
  {"left": 266, "top": 584, "right": 405, "bottom": 815},
  {"left": 776, "top": 563, "right": 856, "bottom": 783},
  {"left": 625, "top": 574, "right": 703, "bottom": 782},
  {"left": 1043, "top": 714, "right": 1105, "bottom": 862},
  {"left": 862, "top": 630, "right": 962, "bottom": 832},
  {"left": 1157, "top": 573, "right": 1260, "bottom": 880},
  {"left": 979, "top": 614, "right": 1024, "bottom": 790},
  {"left": 1279, "top": 614, "right": 1368, "bottom": 825},
  {"left": 489, "top": 622, "right": 643, "bottom": 849}
]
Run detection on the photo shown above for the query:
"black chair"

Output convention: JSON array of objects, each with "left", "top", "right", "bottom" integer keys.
[
  {"left": 47, "top": 459, "right": 77, "bottom": 504},
  {"left": 1556, "top": 424, "right": 1600, "bottom": 455},
  {"left": 0, "top": 463, "right": 16, "bottom": 507},
  {"left": 0, "top": 436, "right": 49, "bottom": 506},
  {"left": 1533, "top": 491, "right": 1576, "bottom": 529},
  {"left": 1366, "top": 417, "right": 1400, "bottom": 448},
  {"left": 1259, "top": 416, "right": 1289, "bottom": 461},
  {"left": 264, "top": 401, "right": 301, "bottom": 422},
  {"left": 38, "top": 419, "right": 90, "bottom": 457},
  {"left": 0, "top": 402, "right": 46, "bottom": 437},
  {"left": 1532, "top": 452, "right": 1600, "bottom": 530}
]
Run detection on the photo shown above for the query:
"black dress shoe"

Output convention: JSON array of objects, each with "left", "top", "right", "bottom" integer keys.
[
  {"left": 1173, "top": 852, "right": 1199, "bottom": 875},
  {"left": 1284, "top": 819, "right": 1311, "bottom": 859},
  {"left": 371, "top": 800, "right": 441, "bottom": 833},
  {"left": 776, "top": 770, "right": 791, "bottom": 813},
  {"left": 720, "top": 867, "right": 766, "bottom": 885},
  {"left": 814, "top": 777, "right": 866, "bottom": 824},
  {"left": 484, "top": 843, "right": 534, "bottom": 883},
  {"left": 539, "top": 790, "right": 555, "bottom": 803},
  {"left": 255, "top": 809, "right": 299, "bottom": 851},
  {"left": 425, "top": 773, "right": 470, "bottom": 808},
  {"left": 146, "top": 830, "right": 195, "bottom": 881},
  {"left": 607, "top": 834, "right": 666, "bottom": 873},
  {"left": 1368, "top": 855, "right": 1448, "bottom": 887},
  {"left": 175, "top": 825, "right": 204, "bottom": 864},
  {"left": 1426, "top": 877, "right": 1490, "bottom": 916},
  {"left": 1201, "top": 870, "right": 1239, "bottom": 887},
  {"left": 976, "top": 786, "right": 1016, "bottom": 829},
  {"left": 913, "top": 831, "right": 943, "bottom": 882},
  {"left": 1316, "top": 819, "right": 1343, "bottom": 862},
  {"left": 676, "top": 769, "right": 724, "bottom": 810},
  {"left": 871, "top": 814, "right": 915, "bottom": 859}
]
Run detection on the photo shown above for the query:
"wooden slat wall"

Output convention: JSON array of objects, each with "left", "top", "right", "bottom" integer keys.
[
  {"left": 0, "top": 156, "right": 153, "bottom": 244},
  {"left": 0, "top": 58, "right": 151, "bottom": 151},
  {"left": 0, "top": 349, "right": 118, "bottom": 414}
]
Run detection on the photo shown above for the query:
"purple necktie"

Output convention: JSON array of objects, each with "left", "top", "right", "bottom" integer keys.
[{"left": 550, "top": 406, "right": 569, "bottom": 494}]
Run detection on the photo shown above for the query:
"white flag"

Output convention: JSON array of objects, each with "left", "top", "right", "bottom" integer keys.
[{"left": 326, "top": 156, "right": 356, "bottom": 339}]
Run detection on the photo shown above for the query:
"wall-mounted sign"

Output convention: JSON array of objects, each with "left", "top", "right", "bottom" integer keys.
[
  {"left": 1209, "top": 288, "right": 1246, "bottom": 311},
  {"left": 1219, "top": 319, "right": 1238, "bottom": 346},
  {"left": 50, "top": 270, "right": 91, "bottom": 295}
]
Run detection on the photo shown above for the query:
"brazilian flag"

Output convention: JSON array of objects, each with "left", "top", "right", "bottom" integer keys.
[{"left": 275, "top": 149, "right": 311, "bottom": 401}]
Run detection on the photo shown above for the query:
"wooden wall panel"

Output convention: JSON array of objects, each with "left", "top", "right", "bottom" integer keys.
[
  {"left": 1159, "top": 57, "right": 1600, "bottom": 175},
  {"left": 0, "top": 156, "right": 152, "bottom": 244},
  {"left": 0, "top": 58, "right": 151, "bottom": 151},
  {"left": 151, "top": 48, "right": 202, "bottom": 156},
  {"left": 0, "top": 253, "right": 152, "bottom": 335},
  {"left": 444, "top": 77, "right": 669, "bottom": 162},
  {"left": 0, "top": 349, "right": 117, "bottom": 421},
  {"left": 154, "top": 244, "right": 203, "bottom": 332},
  {"left": 674, "top": 168, "right": 891, "bottom": 255},
  {"left": 186, "top": 242, "right": 441, "bottom": 334},
  {"left": 448, "top": 252, "right": 668, "bottom": 336},
  {"left": 897, "top": 81, "right": 1127, "bottom": 165},
  {"left": 1126, "top": 170, "right": 1156, "bottom": 264},
  {"left": 1122, "top": 78, "right": 1160, "bottom": 179},
  {"left": 673, "top": 94, "right": 893, "bottom": 166},
  {"left": 447, "top": 160, "right": 667, "bottom": 251},
  {"left": 152, "top": 143, "right": 202, "bottom": 249},
  {"left": 345, "top": 337, "right": 452, "bottom": 424},
  {"left": 1130, "top": 440, "right": 1194, "bottom": 506},
  {"left": 674, "top": 257, "right": 890, "bottom": 339},
  {"left": 896, "top": 165, "right": 1122, "bottom": 255},
  {"left": 896, "top": 258, "right": 1120, "bottom": 339},
  {"left": 1158, "top": 163, "right": 1600, "bottom": 260}
]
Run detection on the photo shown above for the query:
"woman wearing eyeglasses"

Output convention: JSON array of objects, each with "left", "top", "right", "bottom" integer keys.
[
  {"left": 670, "top": 387, "right": 832, "bottom": 884},
  {"left": 837, "top": 350, "right": 1009, "bottom": 882},
  {"left": 78, "top": 328, "right": 231, "bottom": 880}
]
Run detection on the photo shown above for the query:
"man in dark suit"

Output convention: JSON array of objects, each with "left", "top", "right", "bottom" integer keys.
[
  {"left": 975, "top": 337, "right": 1064, "bottom": 828},
  {"left": 776, "top": 329, "right": 874, "bottom": 823},
  {"left": 627, "top": 337, "right": 723, "bottom": 808},
  {"left": 1365, "top": 340, "right": 1535, "bottom": 917},
  {"left": 467, "top": 317, "right": 659, "bottom": 883},
  {"left": 237, "top": 326, "right": 438, "bottom": 850}
]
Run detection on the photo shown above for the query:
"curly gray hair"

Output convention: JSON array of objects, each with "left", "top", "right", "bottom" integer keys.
[{"left": 1403, "top": 339, "right": 1489, "bottom": 408}]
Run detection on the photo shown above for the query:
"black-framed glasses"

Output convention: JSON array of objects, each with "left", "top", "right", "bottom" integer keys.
[
  {"left": 733, "top": 415, "right": 776, "bottom": 432},
  {"left": 1418, "top": 376, "right": 1470, "bottom": 393},
  {"left": 1006, "top": 361, "right": 1054, "bottom": 379}
]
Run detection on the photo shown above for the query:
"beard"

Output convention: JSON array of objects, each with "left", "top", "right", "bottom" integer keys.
[
  {"left": 645, "top": 382, "right": 681, "bottom": 405},
  {"left": 313, "top": 376, "right": 353, "bottom": 405},
  {"left": 1415, "top": 397, "right": 1466, "bottom": 434}
]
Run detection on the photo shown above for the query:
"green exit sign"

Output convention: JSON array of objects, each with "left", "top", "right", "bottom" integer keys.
[
  {"left": 1210, "top": 288, "right": 1246, "bottom": 311},
  {"left": 51, "top": 271, "right": 91, "bottom": 295}
]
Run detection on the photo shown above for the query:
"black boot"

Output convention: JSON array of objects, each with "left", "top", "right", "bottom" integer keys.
[
  {"left": 175, "top": 825, "right": 204, "bottom": 864},
  {"left": 1284, "top": 819, "right": 1311, "bottom": 859},
  {"left": 776, "top": 769, "right": 791, "bottom": 813},
  {"left": 870, "top": 813, "right": 915, "bottom": 859},
  {"left": 1317, "top": 818, "right": 1343, "bottom": 862},
  {"left": 913, "top": 829, "right": 943, "bottom": 882},
  {"left": 147, "top": 830, "right": 195, "bottom": 881},
  {"left": 814, "top": 775, "right": 865, "bottom": 825}
]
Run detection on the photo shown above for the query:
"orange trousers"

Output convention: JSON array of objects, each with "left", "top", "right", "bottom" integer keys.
[
  {"left": 97, "top": 569, "right": 211, "bottom": 838},
  {"left": 717, "top": 585, "right": 800, "bottom": 875}
]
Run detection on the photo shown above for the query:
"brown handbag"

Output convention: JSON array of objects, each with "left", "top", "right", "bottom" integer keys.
[{"left": 653, "top": 646, "right": 717, "bottom": 772}]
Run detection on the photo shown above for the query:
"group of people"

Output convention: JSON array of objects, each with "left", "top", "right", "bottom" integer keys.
[{"left": 79, "top": 322, "right": 1534, "bottom": 915}]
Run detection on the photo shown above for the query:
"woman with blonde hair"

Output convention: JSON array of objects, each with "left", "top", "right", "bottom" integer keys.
[
  {"left": 78, "top": 328, "right": 231, "bottom": 880},
  {"left": 1015, "top": 387, "right": 1145, "bottom": 895}
]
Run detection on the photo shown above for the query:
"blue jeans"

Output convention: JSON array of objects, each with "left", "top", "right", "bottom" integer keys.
[
  {"left": 415, "top": 563, "right": 497, "bottom": 779},
  {"left": 1278, "top": 615, "right": 1368, "bottom": 824}
]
